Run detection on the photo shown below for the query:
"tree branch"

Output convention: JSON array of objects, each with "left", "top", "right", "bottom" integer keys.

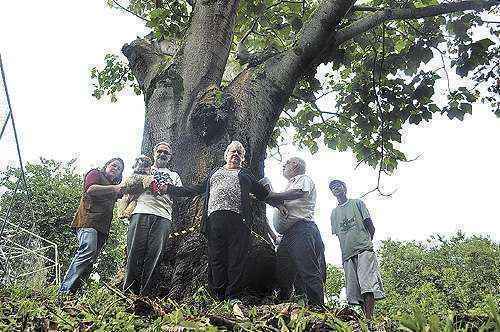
[
  {"left": 353, "top": 5, "right": 384, "bottom": 12},
  {"left": 262, "top": 0, "right": 356, "bottom": 94},
  {"left": 336, "top": 1, "right": 499, "bottom": 45},
  {"left": 111, "top": 0, "right": 149, "bottom": 22},
  {"left": 236, "top": 18, "right": 282, "bottom": 66},
  {"left": 180, "top": 0, "right": 241, "bottom": 116}
]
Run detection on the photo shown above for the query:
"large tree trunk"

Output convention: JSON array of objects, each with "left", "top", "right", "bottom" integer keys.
[
  {"left": 121, "top": 0, "right": 286, "bottom": 301},
  {"left": 119, "top": 0, "right": 498, "bottom": 302},
  {"left": 121, "top": 63, "right": 282, "bottom": 300},
  {"left": 120, "top": 0, "right": 358, "bottom": 302}
]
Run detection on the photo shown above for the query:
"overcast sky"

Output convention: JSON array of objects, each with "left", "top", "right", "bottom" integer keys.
[{"left": 1, "top": 2, "right": 499, "bottom": 265}]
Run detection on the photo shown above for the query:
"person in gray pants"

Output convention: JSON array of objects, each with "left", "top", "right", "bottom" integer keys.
[
  {"left": 123, "top": 142, "right": 182, "bottom": 296},
  {"left": 329, "top": 179, "right": 384, "bottom": 320}
]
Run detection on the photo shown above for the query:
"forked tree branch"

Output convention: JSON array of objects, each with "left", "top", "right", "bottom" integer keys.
[{"left": 111, "top": 0, "right": 149, "bottom": 22}]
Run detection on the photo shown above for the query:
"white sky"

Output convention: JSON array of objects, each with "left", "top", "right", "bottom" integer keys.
[{"left": 1, "top": 2, "right": 499, "bottom": 265}]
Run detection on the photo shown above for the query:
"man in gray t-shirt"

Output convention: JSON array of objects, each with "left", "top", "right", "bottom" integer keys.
[
  {"left": 331, "top": 198, "right": 373, "bottom": 262},
  {"left": 330, "top": 179, "right": 384, "bottom": 320}
]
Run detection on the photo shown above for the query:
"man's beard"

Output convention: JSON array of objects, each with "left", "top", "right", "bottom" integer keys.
[{"left": 155, "top": 158, "right": 169, "bottom": 168}]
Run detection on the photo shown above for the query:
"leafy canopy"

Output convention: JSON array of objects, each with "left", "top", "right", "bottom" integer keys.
[{"left": 92, "top": 0, "right": 499, "bottom": 175}]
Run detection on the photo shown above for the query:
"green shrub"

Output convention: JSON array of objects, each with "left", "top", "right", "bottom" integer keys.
[
  {"left": 378, "top": 232, "right": 500, "bottom": 321},
  {"left": 0, "top": 158, "right": 127, "bottom": 284},
  {"left": 325, "top": 263, "right": 344, "bottom": 307}
]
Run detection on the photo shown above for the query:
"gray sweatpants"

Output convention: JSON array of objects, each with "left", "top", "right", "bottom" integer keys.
[{"left": 123, "top": 213, "right": 171, "bottom": 296}]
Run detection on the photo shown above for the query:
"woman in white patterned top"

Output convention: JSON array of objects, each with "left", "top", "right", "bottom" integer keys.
[{"left": 165, "top": 141, "right": 275, "bottom": 302}]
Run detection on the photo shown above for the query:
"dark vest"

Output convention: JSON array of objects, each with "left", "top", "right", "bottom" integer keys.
[{"left": 71, "top": 169, "right": 117, "bottom": 235}]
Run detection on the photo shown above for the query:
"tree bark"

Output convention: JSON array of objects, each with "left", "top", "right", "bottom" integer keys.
[
  {"left": 121, "top": 0, "right": 498, "bottom": 301},
  {"left": 161, "top": 65, "right": 289, "bottom": 300},
  {"left": 122, "top": 0, "right": 283, "bottom": 301}
]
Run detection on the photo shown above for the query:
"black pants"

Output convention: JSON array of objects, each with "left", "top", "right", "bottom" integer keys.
[
  {"left": 276, "top": 221, "right": 326, "bottom": 306},
  {"left": 207, "top": 210, "right": 250, "bottom": 301},
  {"left": 123, "top": 213, "right": 171, "bottom": 296}
]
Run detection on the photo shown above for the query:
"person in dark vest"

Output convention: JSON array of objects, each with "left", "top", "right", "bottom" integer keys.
[
  {"left": 164, "top": 141, "right": 277, "bottom": 303},
  {"left": 58, "top": 158, "right": 124, "bottom": 294}
]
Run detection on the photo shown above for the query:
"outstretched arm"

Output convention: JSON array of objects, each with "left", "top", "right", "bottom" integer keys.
[
  {"left": 87, "top": 184, "right": 122, "bottom": 196},
  {"left": 268, "top": 189, "right": 306, "bottom": 206},
  {"left": 163, "top": 177, "right": 208, "bottom": 197}
]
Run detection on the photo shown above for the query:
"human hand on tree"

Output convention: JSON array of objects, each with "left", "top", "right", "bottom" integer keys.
[{"left": 114, "top": 184, "right": 126, "bottom": 195}]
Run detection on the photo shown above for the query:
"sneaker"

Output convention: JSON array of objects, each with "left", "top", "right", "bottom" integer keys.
[
  {"left": 229, "top": 299, "right": 246, "bottom": 319},
  {"left": 229, "top": 298, "right": 242, "bottom": 306}
]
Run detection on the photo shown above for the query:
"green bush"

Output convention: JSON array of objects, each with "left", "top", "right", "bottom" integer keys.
[
  {"left": 0, "top": 158, "right": 126, "bottom": 284},
  {"left": 378, "top": 232, "right": 500, "bottom": 321},
  {"left": 325, "top": 263, "right": 344, "bottom": 307},
  {"left": 0, "top": 159, "right": 82, "bottom": 270}
]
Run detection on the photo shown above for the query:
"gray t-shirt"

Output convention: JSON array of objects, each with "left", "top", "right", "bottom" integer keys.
[
  {"left": 331, "top": 199, "right": 373, "bottom": 262},
  {"left": 273, "top": 174, "right": 316, "bottom": 235},
  {"left": 207, "top": 167, "right": 241, "bottom": 217},
  {"left": 133, "top": 167, "right": 182, "bottom": 220}
]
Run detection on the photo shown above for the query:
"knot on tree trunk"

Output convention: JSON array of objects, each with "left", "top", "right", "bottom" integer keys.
[
  {"left": 122, "top": 38, "right": 164, "bottom": 96},
  {"left": 190, "top": 84, "right": 236, "bottom": 143}
]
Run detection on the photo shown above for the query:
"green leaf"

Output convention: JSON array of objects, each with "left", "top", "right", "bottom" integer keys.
[
  {"left": 476, "top": 38, "right": 494, "bottom": 49},
  {"left": 460, "top": 102, "right": 472, "bottom": 114},
  {"left": 409, "top": 114, "right": 422, "bottom": 125},
  {"left": 428, "top": 104, "right": 440, "bottom": 113},
  {"left": 395, "top": 39, "right": 406, "bottom": 53}
]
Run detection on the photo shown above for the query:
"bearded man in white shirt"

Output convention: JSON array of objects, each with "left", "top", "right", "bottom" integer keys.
[{"left": 123, "top": 142, "right": 182, "bottom": 296}]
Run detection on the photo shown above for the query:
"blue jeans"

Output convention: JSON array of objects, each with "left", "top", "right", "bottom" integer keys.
[{"left": 58, "top": 228, "right": 106, "bottom": 293}]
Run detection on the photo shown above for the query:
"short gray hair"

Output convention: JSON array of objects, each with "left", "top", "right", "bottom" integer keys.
[
  {"left": 290, "top": 157, "right": 306, "bottom": 174},
  {"left": 224, "top": 141, "right": 246, "bottom": 163}
]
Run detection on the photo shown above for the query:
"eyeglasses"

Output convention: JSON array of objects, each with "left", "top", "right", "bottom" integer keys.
[{"left": 156, "top": 149, "right": 172, "bottom": 155}]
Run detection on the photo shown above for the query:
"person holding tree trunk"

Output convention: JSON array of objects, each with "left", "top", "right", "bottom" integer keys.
[
  {"left": 329, "top": 179, "right": 385, "bottom": 322},
  {"left": 59, "top": 158, "right": 125, "bottom": 294},
  {"left": 271, "top": 157, "right": 326, "bottom": 308},
  {"left": 123, "top": 142, "right": 182, "bottom": 296},
  {"left": 164, "top": 141, "right": 277, "bottom": 303}
]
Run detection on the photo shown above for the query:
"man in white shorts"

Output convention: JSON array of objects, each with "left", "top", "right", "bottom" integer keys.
[{"left": 329, "top": 179, "right": 384, "bottom": 320}]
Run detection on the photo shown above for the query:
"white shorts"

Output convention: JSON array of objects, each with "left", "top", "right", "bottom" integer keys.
[{"left": 343, "top": 250, "right": 385, "bottom": 305}]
